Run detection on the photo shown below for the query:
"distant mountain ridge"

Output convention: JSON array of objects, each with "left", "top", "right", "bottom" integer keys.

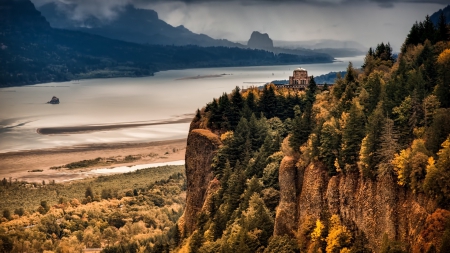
[
  {"left": 1, "top": 0, "right": 334, "bottom": 87},
  {"left": 246, "top": 31, "right": 334, "bottom": 60},
  {"left": 430, "top": 4, "right": 450, "bottom": 26},
  {"left": 38, "top": 3, "right": 244, "bottom": 48}
]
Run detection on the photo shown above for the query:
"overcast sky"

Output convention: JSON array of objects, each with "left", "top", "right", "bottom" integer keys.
[{"left": 31, "top": 0, "right": 449, "bottom": 51}]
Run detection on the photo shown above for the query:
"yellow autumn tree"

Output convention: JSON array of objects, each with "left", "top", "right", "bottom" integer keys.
[
  {"left": 325, "top": 215, "right": 352, "bottom": 253},
  {"left": 436, "top": 48, "right": 450, "bottom": 107},
  {"left": 437, "top": 49, "right": 450, "bottom": 66},
  {"left": 424, "top": 135, "right": 450, "bottom": 204},
  {"left": 392, "top": 139, "right": 431, "bottom": 192}
]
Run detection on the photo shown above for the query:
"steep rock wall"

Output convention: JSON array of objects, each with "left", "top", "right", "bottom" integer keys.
[
  {"left": 275, "top": 161, "right": 438, "bottom": 251},
  {"left": 182, "top": 127, "right": 442, "bottom": 251},
  {"left": 182, "top": 129, "right": 221, "bottom": 234},
  {"left": 274, "top": 156, "right": 298, "bottom": 236}
]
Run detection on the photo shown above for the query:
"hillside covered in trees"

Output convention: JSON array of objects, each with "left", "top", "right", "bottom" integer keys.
[
  {"left": 0, "top": 0, "right": 333, "bottom": 87},
  {"left": 177, "top": 12, "right": 450, "bottom": 253}
]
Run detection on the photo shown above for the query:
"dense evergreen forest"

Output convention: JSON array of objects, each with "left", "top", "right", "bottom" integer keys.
[{"left": 179, "top": 13, "right": 450, "bottom": 252}]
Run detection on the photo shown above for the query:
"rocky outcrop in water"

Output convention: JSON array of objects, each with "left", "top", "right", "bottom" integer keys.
[{"left": 47, "top": 96, "right": 59, "bottom": 104}]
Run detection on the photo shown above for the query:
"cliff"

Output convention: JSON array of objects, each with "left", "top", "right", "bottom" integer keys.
[
  {"left": 180, "top": 129, "right": 222, "bottom": 235},
  {"left": 182, "top": 128, "right": 447, "bottom": 251},
  {"left": 273, "top": 160, "right": 439, "bottom": 251}
]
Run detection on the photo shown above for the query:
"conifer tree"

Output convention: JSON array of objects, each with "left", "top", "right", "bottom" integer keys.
[
  {"left": 377, "top": 118, "right": 399, "bottom": 178},
  {"left": 259, "top": 85, "right": 277, "bottom": 119},
  {"left": 437, "top": 12, "right": 449, "bottom": 42},
  {"left": 341, "top": 100, "right": 366, "bottom": 172},
  {"left": 319, "top": 118, "right": 341, "bottom": 174},
  {"left": 218, "top": 93, "right": 232, "bottom": 130},
  {"left": 230, "top": 86, "right": 244, "bottom": 130},
  {"left": 359, "top": 102, "right": 385, "bottom": 178},
  {"left": 436, "top": 49, "right": 450, "bottom": 108}
]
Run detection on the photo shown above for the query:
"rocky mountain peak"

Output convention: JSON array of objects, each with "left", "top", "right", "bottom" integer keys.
[{"left": 247, "top": 31, "right": 274, "bottom": 50}]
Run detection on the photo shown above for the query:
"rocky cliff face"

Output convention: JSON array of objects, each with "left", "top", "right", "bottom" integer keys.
[
  {"left": 274, "top": 160, "right": 438, "bottom": 251},
  {"left": 183, "top": 128, "right": 444, "bottom": 251},
  {"left": 181, "top": 129, "right": 222, "bottom": 235}
]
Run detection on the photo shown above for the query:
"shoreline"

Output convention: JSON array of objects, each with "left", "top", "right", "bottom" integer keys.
[
  {"left": 0, "top": 138, "right": 187, "bottom": 183},
  {"left": 36, "top": 117, "right": 193, "bottom": 135},
  {"left": 0, "top": 58, "right": 344, "bottom": 88}
]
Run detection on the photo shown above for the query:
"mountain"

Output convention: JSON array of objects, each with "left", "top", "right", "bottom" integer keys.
[
  {"left": 0, "top": 0, "right": 334, "bottom": 87},
  {"left": 38, "top": 3, "right": 243, "bottom": 48},
  {"left": 247, "top": 31, "right": 274, "bottom": 50},
  {"left": 430, "top": 5, "right": 450, "bottom": 26},
  {"left": 274, "top": 39, "right": 367, "bottom": 51},
  {"left": 245, "top": 31, "right": 334, "bottom": 61},
  {"left": 273, "top": 39, "right": 367, "bottom": 57}
]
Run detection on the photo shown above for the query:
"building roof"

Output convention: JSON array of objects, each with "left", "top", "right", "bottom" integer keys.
[{"left": 294, "top": 68, "right": 307, "bottom": 71}]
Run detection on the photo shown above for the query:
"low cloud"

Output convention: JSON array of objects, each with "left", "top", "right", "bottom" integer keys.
[{"left": 31, "top": 0, "right": 448, "bottom": 51}]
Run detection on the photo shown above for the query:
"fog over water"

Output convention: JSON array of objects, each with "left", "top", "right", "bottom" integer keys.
[{"left": 0, "top": 56, "right": 363, "bottom": 152}]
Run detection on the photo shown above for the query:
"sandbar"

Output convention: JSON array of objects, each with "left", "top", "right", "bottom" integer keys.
[
  {"left": 176, "top": 74, "right": 225, "bottom": 80},
  {"left": 37, "top": 117, "right": 193, "bottom": 135},
  {"left": 0, "top": 138, "right": 187, "bottom": 183}
]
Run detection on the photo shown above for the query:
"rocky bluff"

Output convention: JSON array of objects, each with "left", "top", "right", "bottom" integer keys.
[
  {"left": 247, "top": 31, "right": 274, "bottom": 50},
  {"left": 181, "top": 125, "right": 446, "bottom": 252}
]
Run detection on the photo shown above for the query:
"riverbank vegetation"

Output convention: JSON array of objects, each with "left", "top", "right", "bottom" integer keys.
[{"left": 0, "top": 165, "right": 185, "bottom": 252}]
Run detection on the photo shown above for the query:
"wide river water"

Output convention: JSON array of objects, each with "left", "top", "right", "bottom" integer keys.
[{"left": 0, "top": 56, "right": 364, "bottom": 153}]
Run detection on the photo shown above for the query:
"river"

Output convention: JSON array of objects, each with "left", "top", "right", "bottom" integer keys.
[{"left": 0, "top": 56, "right": 364, "bottom": 152}]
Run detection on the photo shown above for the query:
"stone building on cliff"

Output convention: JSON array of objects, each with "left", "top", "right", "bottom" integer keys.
[{"left": 286, "top": 68, "right": 311, "bottom": 89}]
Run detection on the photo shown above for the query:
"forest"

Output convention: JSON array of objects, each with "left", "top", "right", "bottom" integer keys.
[
  {"left": 0, "top": 165, "right": 186, "bottom": 252},
  {"left": 1, "top": 11, "right": 450, "bottom": 253},
  {"left": 180, "top": 13, "right": 450, "bottom": 253}
]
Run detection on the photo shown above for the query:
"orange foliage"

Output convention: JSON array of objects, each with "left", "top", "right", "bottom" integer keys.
[
  {"left": 413, "top": 209, "right": 450, "bottom": 253},
  {"left": 437, "top": 49, "right": 450, "bottom": 66}
]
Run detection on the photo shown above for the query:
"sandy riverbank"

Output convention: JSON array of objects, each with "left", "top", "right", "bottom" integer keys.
[
  {"left": 36, "top": 117, "right": 193, "bottom": 135},
  {"left": 0, "top": 138, "right": 187, "bottom": 183}
]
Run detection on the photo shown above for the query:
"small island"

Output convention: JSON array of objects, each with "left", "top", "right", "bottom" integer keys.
[{"left": 47, "top": 96, "right": 60, "bottom": 104}]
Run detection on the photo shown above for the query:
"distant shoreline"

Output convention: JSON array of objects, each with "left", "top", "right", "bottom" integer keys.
[
  {"left": 36, "top": 117, "right": 193, "bottom": 135},
  {"left": 176, "top": 74, "right": 225, "bottom": 80}
]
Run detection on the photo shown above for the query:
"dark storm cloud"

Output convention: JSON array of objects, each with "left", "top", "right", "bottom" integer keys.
[{"left": 31, "top": 0, "right": 448, "bottom": 51}]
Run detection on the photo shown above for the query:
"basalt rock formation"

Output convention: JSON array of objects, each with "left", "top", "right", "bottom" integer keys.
[
  {"left": 273, "top": 159, "right": 438, "bottom": 251},
  {"left": 182, "top": 126, "right": 445, "bottom": 252},
  {"left": 180, "top": 129, "right": 222, "bottom": 235},
  {"left": 247, "top": 31, "right": 274, "bottom": 50}
]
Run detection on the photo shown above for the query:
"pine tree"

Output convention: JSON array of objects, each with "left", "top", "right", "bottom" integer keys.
[
  {"left": 437, "top": 11, "right": 449, "bottom": 42},
  {"left": 359, "top": 102, "right": 385, "bottom": 178},
  {"left": 259, "top": 84, "right": 277, "bottom": 119},
  {"left": 377, "top": 118, "right": 399, "bottom": 178},
  {"left": 436, "top": 49, "right": 450, "bottom": 108},
  {"left": 319, "top": 117, "right": 341, "bottom": 175},
  {"left": 422, "top": 15, "right": 436, "bottom": 43},
  {"left": 341, "top": 100, "right": 366, "bottom": 172},
  {"left": 218, "top": 93, "right": 232, "bottom": 130},
  {"left": 206, "top": 99, "right": 221, "bottom": 129},
  {"left": 289, "top": 105, "right": 311, "bottom": 152},
  {"left": 230, "top": 86, "right": 244, "bottom": 130},
  {"left": 246, "top": 91, "right": 257, "bottom": 113},
  {"left": 404, "top": 22, "right": 421, "bottom": 50}
]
